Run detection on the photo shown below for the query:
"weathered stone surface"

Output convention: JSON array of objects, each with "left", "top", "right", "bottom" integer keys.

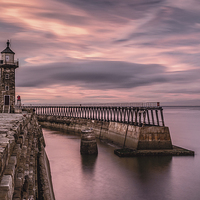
[
  {"left": 8, "top": 156, "right": 17, "bottom": 166},
  {"left": 14, "top": 178, "right": 22, "bottom": 189},
  {"left": 13, "top": 189, "right": 21, "bottom": 199},
  {"left": 0, "top": 113, "right": 55, "bottom": 200},
  {"left": 4, "top": 163, "right": 15, "bottom": 184},
  {"left": 80, "top": 129, "right": 98, "bottom": 155},
  {"left": 37, "top": 115, "right": 173, "bottom": 150},
  {"left": 38, "top": 149, "right": 55, "bottom": 200},
  {"left": 0, "top": 191, "right": 9, "bottom": 200},
  {"left": 0, "top": 175, "right": 13, "bottom": 199}
]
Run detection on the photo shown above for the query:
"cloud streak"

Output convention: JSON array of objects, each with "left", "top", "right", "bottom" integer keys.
[
  {"left": 0, "top": 0, "right": 200, "bottom": 105},
  {"left": 16, "top": 61, "right": 200, "bottom": 91}
]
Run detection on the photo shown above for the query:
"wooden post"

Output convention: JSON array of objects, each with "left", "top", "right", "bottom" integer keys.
[
  {"left": 135, "top": 110, "right": 138, "bottom": 125},
  {"left": 123, "top": 109, "right": 130, "bottom": 148},
  {"left": 151, "top": 109, "right": 155, "bottom": 125},
  {"left": 103, "top": 107, "right": 106, "bottom": 121},
  {"left": 114, "top": 108, "right": 116, "bottom": 122},
  {"left": 146, "top": 109, "right": 150, "bottom": 125},
  {"left": 139, "top": 112, "right": 142, "bottom": 126},
  {"left": 123, "top": 108, "right": 126, "bottom": 122},
  {"left": 110, "top": 108, "right": 112, "bottom": 121},
  {"left": 96, "top": 108, "right": 99, "bottom": 120},
  {"left": 131, "top": 109, "right": 134, "bottom": 124},
  {"left": 120, "top": 108, "right": 126, "bottom": 122},
  {"left": 92, "top": 107, "right": 94, "bottom": 119},
  {"left": 116, "top": 107, "right": 118, "bottom": 122},
  {"left": 87, "top": 108, "right": 89, "bottom": 119},
  {"left": 160, "top": 108, "right": 165, "bottom": 126},
  {"left": 143, "top": 110, "right": 146, "bottom": 126},
  {"left": 155, "top": 109, "right": 159, "bottom": 126},
  {"left": 100, "top": 107, "right": 103, "bottom": 121}
]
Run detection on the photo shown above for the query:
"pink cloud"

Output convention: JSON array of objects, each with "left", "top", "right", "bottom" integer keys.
[{"left": 1, "top": 0, "right": 200, "bottom": 105}]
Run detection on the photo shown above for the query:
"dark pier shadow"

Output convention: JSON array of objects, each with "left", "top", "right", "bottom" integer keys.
[
  {"left": 136, "top": 156, "right": 172, "bottom": 177},
  {"left": 81, "top": 154, "right": 98, "bottom": 174},
  {"left": 121, "top": 155, "right": 173, "bottom": 181}
]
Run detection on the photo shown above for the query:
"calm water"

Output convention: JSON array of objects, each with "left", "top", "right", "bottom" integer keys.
[{"left": 43, "top": 107, "right": 200, "bottom": 200}]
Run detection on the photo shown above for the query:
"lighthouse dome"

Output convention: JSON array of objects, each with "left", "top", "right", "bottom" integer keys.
[{"left": 1, "top": 40, "right": 15, "bottom": 64}]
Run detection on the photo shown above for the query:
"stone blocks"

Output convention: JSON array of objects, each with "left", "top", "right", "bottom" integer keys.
[
  {"left": 37, "top": 115, "right": 173, "bottom": 150},
  {"left": 0, "top": 113, "right": 55, "bottom": 200},
  {"left": 81, "top": 129, "right": 98, "bottom": 155}
]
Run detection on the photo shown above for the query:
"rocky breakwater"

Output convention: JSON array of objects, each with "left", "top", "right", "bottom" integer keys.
[{"left": 0, "top": 113, "right": 55, "bottom": 200}]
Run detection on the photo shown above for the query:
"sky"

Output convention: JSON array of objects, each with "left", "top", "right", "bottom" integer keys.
[{"left": 0, "top": 0, "right": 200, "bottom": 105}]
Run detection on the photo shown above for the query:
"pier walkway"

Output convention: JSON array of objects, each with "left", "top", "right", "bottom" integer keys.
[{"left": 22, "top": 102, "right": 165, "bottom": 127}]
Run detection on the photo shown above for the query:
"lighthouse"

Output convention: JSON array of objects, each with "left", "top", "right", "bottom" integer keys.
[{"left": 0, "top": 40, "right": 19, "bottom": 113}]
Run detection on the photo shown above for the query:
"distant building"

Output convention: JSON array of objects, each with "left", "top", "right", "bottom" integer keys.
[{"left": 0, "top": 40, "right": 19, "bottom": 113}]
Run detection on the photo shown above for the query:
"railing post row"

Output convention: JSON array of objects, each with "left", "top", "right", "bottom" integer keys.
[{"left": 24, "top": 105, "right": 165, "bottom": 127}]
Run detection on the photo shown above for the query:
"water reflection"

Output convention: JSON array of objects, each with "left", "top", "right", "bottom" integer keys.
[
  {"left": 43, "top": 122, "right": 200, "bottom": 200},
  {"left": 135, "top": 156, "right": 172, "bottom": 176},
  {"left": 81, "top": 155, "right": 98, "bottom": 174}
]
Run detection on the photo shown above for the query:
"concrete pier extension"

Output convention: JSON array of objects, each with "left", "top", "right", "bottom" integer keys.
[
  {"left": 0, "top": 113, "right": 55, "bottom": 200},
  {"left": 37, "top": 115, "right": 171, "bottom": 149},
  {"left": 37, "top": 115, "right": 194, "bottom": 156}
]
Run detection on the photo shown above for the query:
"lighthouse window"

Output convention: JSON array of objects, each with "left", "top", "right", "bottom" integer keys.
[
  {"left": 5, "top": 86, "right": 9, "bottom": 91},
  {"left": 5, "top": 74, "right": 9, "bottom": 79}
]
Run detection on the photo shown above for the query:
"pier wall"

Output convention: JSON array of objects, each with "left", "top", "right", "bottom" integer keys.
[
  {"left": 0, "top": 113, "right": 55, "bottom": 200},
  {"left": 37, "top": 115, "right": 172, "bottom": 150}
]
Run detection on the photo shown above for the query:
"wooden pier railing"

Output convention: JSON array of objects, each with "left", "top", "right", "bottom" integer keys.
[{"left": 22, "top": 103, "right": 165, "bottom": 127}]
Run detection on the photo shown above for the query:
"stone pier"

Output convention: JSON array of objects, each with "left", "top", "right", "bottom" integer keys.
[
  {"left": 37, "top": 115, "right": 194, "bottom": 156},
  {"left": 0, "top": 113, "right": 55, "bottom": 200},
  {"left": 37, "top": 115, "right": 172, "bottom": 150}
]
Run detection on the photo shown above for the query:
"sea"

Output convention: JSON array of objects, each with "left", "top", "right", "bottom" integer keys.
[{"left": 43, "top": 106, "right": 200, "bottom": 200}]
